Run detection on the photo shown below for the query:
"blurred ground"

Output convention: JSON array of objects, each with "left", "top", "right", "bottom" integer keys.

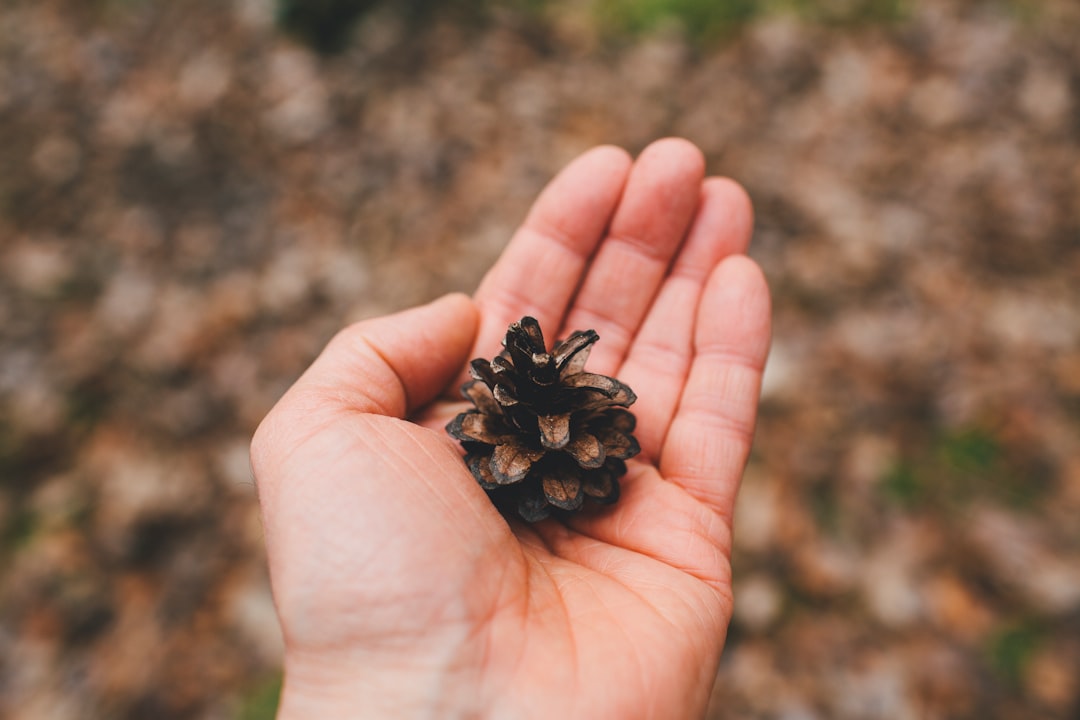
[{"left": 1, "top": 0, "right": 1079, "bottom": 717}]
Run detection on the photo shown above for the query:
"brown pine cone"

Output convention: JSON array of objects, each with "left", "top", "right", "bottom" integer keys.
[{"left": 446, "top": 316, "right": 640, "bottom": 522}]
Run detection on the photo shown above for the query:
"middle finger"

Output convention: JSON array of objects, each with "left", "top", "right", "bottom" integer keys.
[{"left": 560, "top": 137, "right": 705, "bottom": 375}]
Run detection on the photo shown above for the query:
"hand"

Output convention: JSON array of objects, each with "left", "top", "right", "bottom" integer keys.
[{"left": 250, "top": 138, "right": 771, "bottom": 719}]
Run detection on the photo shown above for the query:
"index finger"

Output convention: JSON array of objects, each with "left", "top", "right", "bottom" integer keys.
[{"left": 472, "top": 145, "right": 632, "bottom": 359}]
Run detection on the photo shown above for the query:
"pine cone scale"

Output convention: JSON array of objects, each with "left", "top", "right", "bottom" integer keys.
[
  {"left": 542, "top": 466, "right": 584, "bottom": 511},
  {"left": 491, "top": 440, "right": 544, "bottom": 485},
  {"left": 566, "top": 433, "right": 605, "bottom": 468},
  {"left": 581, "top": 469, "right": 614, "bottom": 499},
  {"left": 467, "top": 453, "right": 500, "bottom": 489},
  {"left": 553, "top": 330, "right": 598, "bottom": 373},
  {"left": 563, "top": 372, "right": 627, "bottom": 394},
  {"left": 447, "top": 412, "right": 510, "bottom": 445},
  {"left": 596, "top": 427, "right": 639, "bottom": 460},
  {"left": 538, "top": 413, "right": 572, "bottom": 449},
  {"left": 462, "top": 381, "right": 500, "bottom": 415},
  {"left": 605, "top": 408, "right": 637, "bottom": 432},
  {"left": 518, "top": 486, "right": 550, "bottom": 522},
  {"left": 493, "top": 385, "right": 519, "bottom": 407}
]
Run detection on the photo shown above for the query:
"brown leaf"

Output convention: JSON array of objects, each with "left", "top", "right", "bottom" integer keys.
[
  {"left": 490, "top": 440, "right": 544, "bottom": 485},
  {"left": 542, "top": 467, "right": 584, "bottom": 510},
  {"left": 538, "top": 413, "right": 571, "bottom": 449},
  {"left": 565, "top": 432, "right": 605, "bottom": 468}
]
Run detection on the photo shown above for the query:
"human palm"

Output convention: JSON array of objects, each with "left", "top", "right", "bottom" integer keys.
[{"left": 251, "top": 139, "right": 771, "bottom": 719}]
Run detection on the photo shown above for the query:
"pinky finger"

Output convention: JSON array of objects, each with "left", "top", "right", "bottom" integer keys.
[{"left": 659, "top": 256, "right": 771, "bottom": 521}]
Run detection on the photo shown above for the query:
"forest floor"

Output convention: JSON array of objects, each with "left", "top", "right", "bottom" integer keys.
[{"left": 1, "top": 0, "right": 1079, "bottom": 717}]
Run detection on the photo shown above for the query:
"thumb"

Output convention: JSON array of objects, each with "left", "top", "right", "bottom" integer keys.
[
  {"left": 289, "top": 292, "right": 479, "bottom": 418},
  {"left": 250, "top": 291, "right": 481, "bottom": 523}
]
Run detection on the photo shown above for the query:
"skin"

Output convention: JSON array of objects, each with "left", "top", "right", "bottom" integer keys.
[{"left": 250, "top": 138, "right": 772, "bottom": 719}]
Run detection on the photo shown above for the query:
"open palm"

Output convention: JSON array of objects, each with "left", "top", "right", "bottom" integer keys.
[{"left": 251, "top": 139, "right": 771, "bottom": 719}]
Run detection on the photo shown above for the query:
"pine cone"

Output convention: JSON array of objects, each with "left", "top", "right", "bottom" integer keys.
[{"left": 446, "top": 316, "right": 641, "bottom": 522}]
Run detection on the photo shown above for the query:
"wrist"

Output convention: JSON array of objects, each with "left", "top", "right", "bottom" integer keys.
[{"left": 275, "top": 646, "right": 484, "bottom": 720}]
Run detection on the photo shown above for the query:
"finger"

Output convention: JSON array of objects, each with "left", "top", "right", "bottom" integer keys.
[
  {"left": 281, "top": 292, "right": 480, "bottom": 418},
  {"left": 472, "top": 145, "right": 633, "bottom": 359},
  {"left": 615, "top": 178, "right": 754, "bottom": 461},
  {"left": 561, "top": 137, "right": 705, "bottom": 375},
  {"left": 659, "top": 256, "right": 771, "bottom": 520}
]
